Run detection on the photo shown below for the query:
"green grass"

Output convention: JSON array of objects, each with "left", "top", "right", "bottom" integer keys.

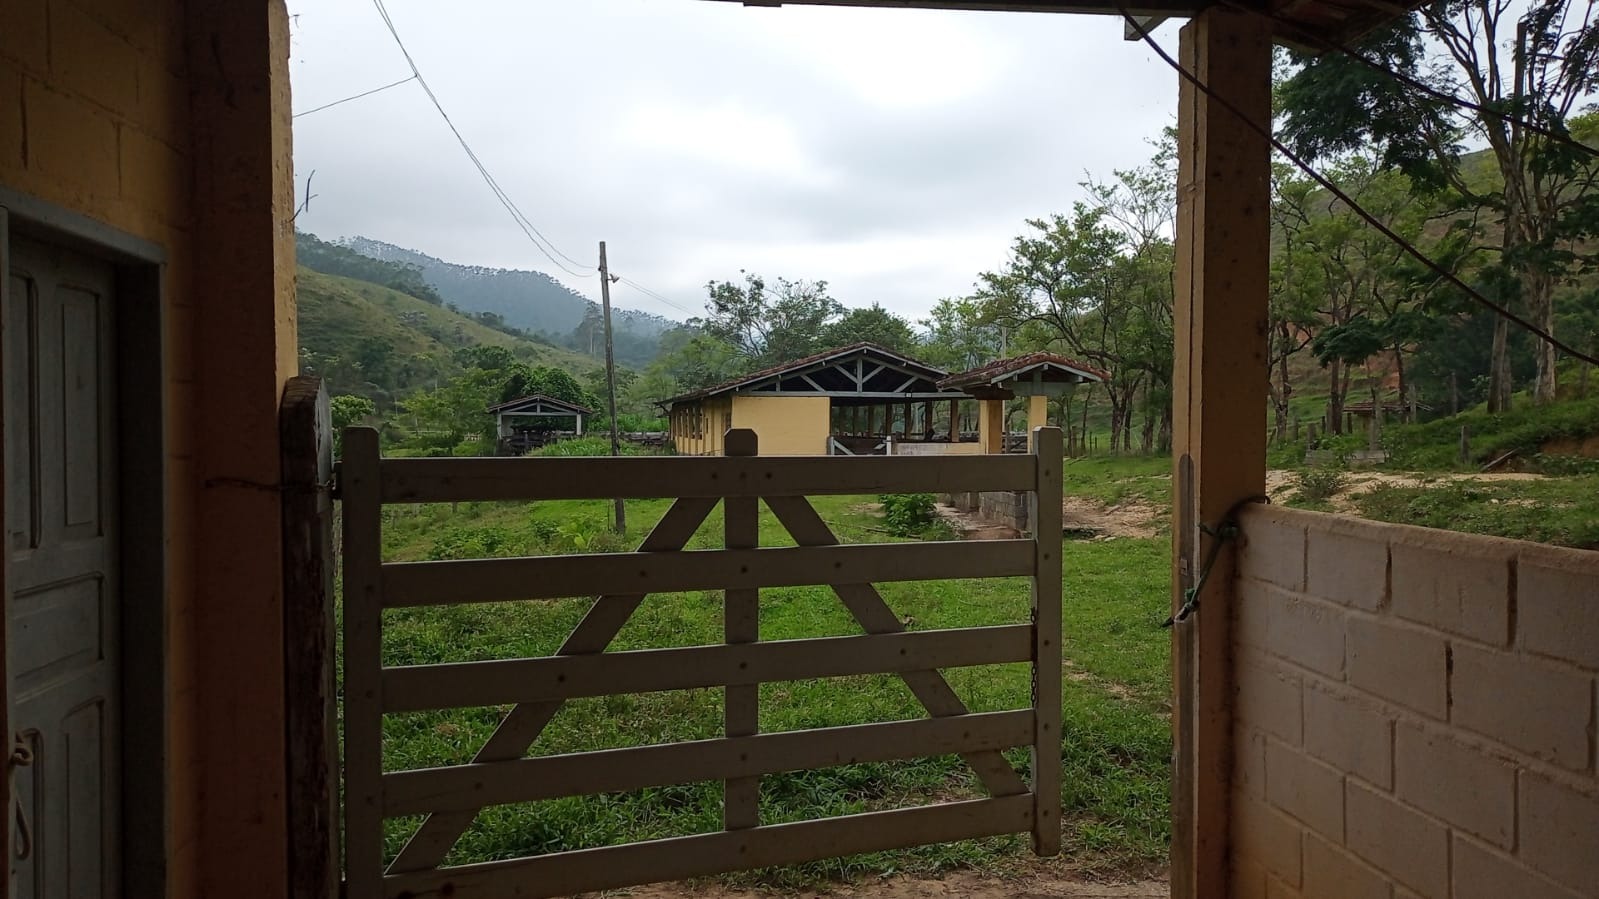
[
  {"left": 1353, "top": 476, "right": 1599, "bottom": 549},
  {"left": 1384, "top": 393, "right": 1599, "bottom": 471},
  {"left": 1060, "top": 455, "right": 1172, "bottom": 510},
  {"left": 365, "top": 493, "right": 1174, "bottom": 881}
]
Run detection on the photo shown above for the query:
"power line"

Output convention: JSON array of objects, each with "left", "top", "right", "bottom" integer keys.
[
  {"left": 370, "top": 0, "right": 596, "bottom": 279},
  {"left": 1222, "top": 0, "right": 1599, "bottom": 162},
  {"left": 293, "top": 74, "right": 417, "bottom": 119},
  {"left": 615, "top": 275, "right": 700, "bottom": 317},
  {"left": 1118, "top": 7, "right": 1599, "bottom": 369}
]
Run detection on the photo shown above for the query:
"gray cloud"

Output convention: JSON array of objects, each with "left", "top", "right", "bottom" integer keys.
[{"left": 289, "top": 0, "right": 1181, "bottom": 322}]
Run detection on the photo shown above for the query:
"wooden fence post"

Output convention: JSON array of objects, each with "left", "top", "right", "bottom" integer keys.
[
  {"left": 281, "top": 376, "right": 338, "bottom": 899},
  {"left": 1030, "top": 427, "right": 1063, "bottom": 856},
  {"left": 341, "top": 428, "right": 385, "bottom": 899},
  {"left": 723, "top": 429, "right": 760, "bottom": 829}
]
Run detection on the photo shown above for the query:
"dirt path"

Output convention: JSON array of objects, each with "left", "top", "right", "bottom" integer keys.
[
  {"left": 1265, "top": 468, "right": 1544, "bottom": 512},
  {"left": 600, "top": 869, "right": 1168, "bottom": 898}
]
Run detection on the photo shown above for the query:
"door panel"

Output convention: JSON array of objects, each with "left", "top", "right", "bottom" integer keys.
[{"left": 5, "top": 237, "right": 120, "bottom": 898}]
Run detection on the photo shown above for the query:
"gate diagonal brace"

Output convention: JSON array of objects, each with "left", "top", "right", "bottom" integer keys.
[
  {"left": 386, "top": 495, "right": 718, "bottom": 874},
  {"left": 764, "top": 494, "right": 1028, "bottom": 798}
]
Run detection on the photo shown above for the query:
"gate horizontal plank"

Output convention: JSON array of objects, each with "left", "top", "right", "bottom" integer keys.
[
  {"left": 378, "top": 454, "right": 1037, "bottom": 503},
  {"left": 380, "top": 795, "right": 1035, "bottom": 899},
  {"left": 382, "top": 625, "right": 1031, "bottom": 713},
  {"left": 382, "top": 540, "right": 1034, "bottom": 608},
  {"left": 382, "top": 709, "right": 1033, "bottom": 816}
]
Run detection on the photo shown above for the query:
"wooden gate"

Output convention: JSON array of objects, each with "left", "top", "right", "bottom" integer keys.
[{"left": 339, "top": 427, "right": 1063, "bottom": 899}]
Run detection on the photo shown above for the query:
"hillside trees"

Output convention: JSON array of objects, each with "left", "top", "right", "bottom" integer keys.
[{"left": 1277, "top": 0, "right": 1599, "bottom": 408}]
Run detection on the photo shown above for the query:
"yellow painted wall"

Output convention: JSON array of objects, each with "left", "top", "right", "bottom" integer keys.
[
  {"left": 669, "top": 397, "right": 734, "bottom": 455},
  {"left": 731, "top": 395, "right": 831, "bottom": 456},
  {"left": 1, "top": 2, "right": 295, "bottom": 895}
]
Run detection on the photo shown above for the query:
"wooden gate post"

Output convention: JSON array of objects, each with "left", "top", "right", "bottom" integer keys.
[
  {"left": 723, "top": 429, "right": 760, "bottom": 829},
  {"left": 1170, "top": 8, "right": 1272, "bottom": 899},
  {"left": 281, "top": 376, "right": 337, "bottom": 899}
]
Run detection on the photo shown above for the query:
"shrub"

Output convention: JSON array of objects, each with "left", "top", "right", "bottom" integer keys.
[
  {"left": 1296, "top": 467, "right": 1346, "bottom": 502},
  {"left": 879, "top": 493, "right": 938, "bottom": 537},
  {"left": 427, "top": 525, "right": 522, "bottom": 560}
]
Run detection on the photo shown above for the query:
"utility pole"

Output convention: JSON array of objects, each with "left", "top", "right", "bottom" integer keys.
[{"left": 598, "top": 241, "right": 625, "bottom": 535}]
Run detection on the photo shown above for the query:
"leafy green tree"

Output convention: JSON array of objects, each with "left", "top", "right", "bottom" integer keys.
[
  {"left": 918, "top": 297, "right": 1005, "bottom": 371},
  {"left": 696, "top": 272, "right": 843, "bottom": 366},
  {"left": 330, "top": 394, "right": 377, "bottom": 454},
  {"left": 1277, "top": 0, "right": 1599, "bottom": 407},
  {"left": 821, "top": 304, "right": 917, "bottom": 353}
]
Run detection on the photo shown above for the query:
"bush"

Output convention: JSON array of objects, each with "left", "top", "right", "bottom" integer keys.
[
  {"left": 427, "top": 526, "right": 523, "bottom": 560},
  {"left": 879, "top": 493, "right": 938, "bottom": 537},
  {"left": 1296, "top": 467, "right": 1346, "bottom": 502}
]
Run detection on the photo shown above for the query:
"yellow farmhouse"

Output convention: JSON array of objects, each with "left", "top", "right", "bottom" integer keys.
[{"left": 662, "top": 342, "right": 1105, "bottom": 456}]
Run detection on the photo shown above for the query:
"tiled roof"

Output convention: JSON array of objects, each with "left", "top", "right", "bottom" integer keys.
[
  {"left": 938, "top": 352, "right": 1109, "bottom": 389},
  {"left": 662, "top": 342, "right": 948, "bottom": 405},
  {"left": 487, "top": 393, "right": 595, "bottom": 415}
]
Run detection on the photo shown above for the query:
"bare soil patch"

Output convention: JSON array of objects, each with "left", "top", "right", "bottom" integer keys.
[
  {"left": 1266, "top": 469, "right": 1544, "bottom": 512},
  {"left": 1061, "top": 496, "right": 1162, "bottom": 540},
  {"left": 600, "top": 868, "right": 1168, "bottom": 899}
]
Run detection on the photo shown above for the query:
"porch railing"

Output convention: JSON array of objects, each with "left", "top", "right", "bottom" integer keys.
[{"left": 338, "top": 426, "right": 1063, "bottom": 899}]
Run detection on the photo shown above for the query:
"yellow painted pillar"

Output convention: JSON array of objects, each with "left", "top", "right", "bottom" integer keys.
[
  {"left": 1027, "top": 395, "right": 1049, "bottom": 451},
  {"left": 979, "top": 398, "right": 1005, "bottom": 454}
]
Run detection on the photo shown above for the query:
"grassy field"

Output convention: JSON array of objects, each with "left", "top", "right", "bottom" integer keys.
[{"left": 369, "top": 491, "right": 1174, "bottom": 883}]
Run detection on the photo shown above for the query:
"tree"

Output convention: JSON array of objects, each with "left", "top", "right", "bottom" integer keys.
[
  {"left": 821, "top": 304, "right": 917, "bottom": 353},
  {"left": 330, "top": 394, "right": 377, "bottom": 454},
  {"left": 919, "top": 296, "right": 1004, "bottom": 371},
  {"left": 978, "top": 204, "right": 1150, "bottom": 452},
  {"left": 696, "top": 272, "right": 843, "bottom": 366},
  {"left": 1278, "top": 0, "right": 1599, "bottom": 407}
]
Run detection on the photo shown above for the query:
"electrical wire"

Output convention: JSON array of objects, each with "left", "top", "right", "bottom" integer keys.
[
  {"left": 1119, "top": 7, "right": 1599, "bottom": 369},
  {"left": 615, "top": 275, "right": 700, "bottom": 317},
  {"left": 370, "top": 0, "right": 596, "bottom": 279},
  {"left": 292, "top": 74, "right": 417, "bottom": 119},
  {"left": 1220, "top": 0, "right": 1599, "bottom": 162}
]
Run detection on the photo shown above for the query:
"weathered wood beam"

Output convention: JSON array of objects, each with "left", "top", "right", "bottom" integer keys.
[{"left": 1169, "top": 9, "right": 1271, "bottom": 899}]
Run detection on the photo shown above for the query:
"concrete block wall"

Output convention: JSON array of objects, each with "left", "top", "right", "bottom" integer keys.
[{"left": 1231, "top": 505, "right": 1599, "bottom": 899}]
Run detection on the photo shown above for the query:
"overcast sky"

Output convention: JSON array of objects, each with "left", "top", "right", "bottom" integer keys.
[{"left": 287, "top": 0, "right": 1182, "bottom": 323}]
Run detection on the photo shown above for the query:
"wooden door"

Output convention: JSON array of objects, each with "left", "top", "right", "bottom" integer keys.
[{"left": 4, "top": 235, "right": 121, "bottom": 898}]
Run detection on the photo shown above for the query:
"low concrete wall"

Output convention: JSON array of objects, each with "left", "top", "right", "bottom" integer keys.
[
  {"left": 940, "top": 490, "right": 1030, "bottom": 532},
  {"left": 1230, "top": 505, "right": 1599, "bottom": 899}
]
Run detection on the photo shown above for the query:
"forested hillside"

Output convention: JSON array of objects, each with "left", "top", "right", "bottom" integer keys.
[
  {"left": 295, "top": 266, "right": 600, "bottom": 405},
  {"left": 342, "top": 236, "right": 677, "bottom": 366}
]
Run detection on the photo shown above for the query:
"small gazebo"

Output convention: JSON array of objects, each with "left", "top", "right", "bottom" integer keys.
[
  {"left": 939, "top": 352, "right": 1107, "bottom": 453},
  {"left": 487, "top": 393, "right": 594, "bottom": 455}
]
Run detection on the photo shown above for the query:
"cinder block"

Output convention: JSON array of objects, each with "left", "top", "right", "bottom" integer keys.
[
  {"left": 1453, "top": 834, "right": 1583, "bottom": 899},
  {"left": 1267, "top": 588, "right": 1346, "bottom": 679},
  {"left": 1394, "top": 721, "right": 1514, "bottom": 848},
  {"left": 1389, "top": 530, "right": 1510, "bottom": 644},
  {"left": 49, "top": 0, "right": 141, "bottom": 113},
  {"left": 1518, "top": 546, "right": 1599, "bottom": 669},
  {"left": 1236, "top": 728, "right": 1268, "bottom": 800},
  {"left": 1347, "top": 617, "right": 1447, "bottom": 719},
  {"left": 1267, "top": 876, "right": 1305, "bottom": 899},
  {"left": 23, "top": 79, "right": 120, "bottom": 203},
  {"left": 1304, "top": 686, "right": 1392, "bottom": 790},
  {"left": 0, "top": 64, "right": 22, "bottom": 171},
  {"left": 1266, "top": 740, "right": 1344, "bottom": 838},
  {"left": 1518, "top": 772, "right": 1599, "bottom": 896},
  {"left": 1302, "top": 832, "right": 1390, "bottom": 899},
  {"left": 119, "top": 127, "right": 192, "bottom": 227},
  {"left": 1234, "top": 856, "right": 1269, "bottom": 899},
  {"left": 1451, "top": 643, "right": 1589, "bottom": 770},
  {"left": 1304, "top": 520, "right": 1388, "bottom": 610},
  {"left": 1345, "top": 780, "right": 1449, "bottom": 898},
  {"left": 1238, "top": 656, "right": 1303, "bottom": 746},
  {"left": 1237, "top": 579, "right": 1272, "bottom": 649},
  {"left": 0, "top": 0, "right": 49, "bottom": 74},
  {"left": 1239, "top": 507, "right": 1306, "bottom": 592},
  {"left": 1234, "top": 792, "right": 1304, "bottom": 887}
]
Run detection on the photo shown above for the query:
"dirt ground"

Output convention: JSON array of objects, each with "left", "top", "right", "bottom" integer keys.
[
  {"left": 601, "top": 869, "right": 1169, "bottom": 898},
  {"left": 1264, "top": 468, "right": 1543, "bottom": 513}
]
